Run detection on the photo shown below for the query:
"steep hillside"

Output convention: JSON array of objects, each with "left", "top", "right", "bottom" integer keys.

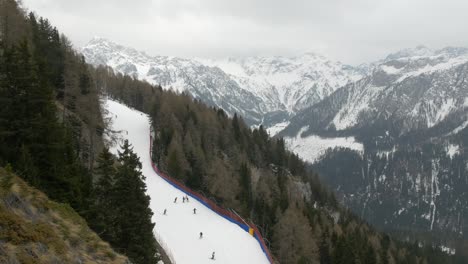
[
  {"left": 314, "top": 145, "right": 468, "bottom": 255},
  {"left": 0, "top": 167, "right": 130, "bottom": 264}
]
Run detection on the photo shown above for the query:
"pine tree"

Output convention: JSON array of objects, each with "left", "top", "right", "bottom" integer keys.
[
  {"left": 92, "top": 147, "right": 117, "bottom": 244},
  {"left": 113, "top": 140, "right": 158, "bottom": 264},
  {"left": 232, "top": 113, "right": 241, "bottom": 142},
  {"left": 239, "top": 162, "right": 253, "bottom": 212},
  {"left": 363, "top": 244, "right": 376, "bottom": 264},
  {"left": 319, "top": 230, "right": 331, "bottom": 264},
  {"left": 79, "top": 56, "right": 91, "bottom": 95},
  {"left": 166, "top": 132, "right": 189, "bottom": 180}
]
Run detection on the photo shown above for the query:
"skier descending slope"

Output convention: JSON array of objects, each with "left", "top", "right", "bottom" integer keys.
[{"left": 105, "top": 99, "right": 270, "bottom": 264}]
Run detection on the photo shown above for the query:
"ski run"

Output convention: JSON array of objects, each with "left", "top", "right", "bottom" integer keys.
[{"left": 105, "top": 99, "right": 270, "bottom": 264}]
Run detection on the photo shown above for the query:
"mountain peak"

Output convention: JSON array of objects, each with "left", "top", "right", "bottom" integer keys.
[
  {"left": 302, "top": 51, "right": 326, "bottom": 59},
  {"left": 85, "top": 36, "right": 115, "bottom": 47},
  {"left": 385, "top": 45, "right": 433, "bottom": 61},
  {"left": 82, "top": 38, "right": 365, "bottom": 126}
]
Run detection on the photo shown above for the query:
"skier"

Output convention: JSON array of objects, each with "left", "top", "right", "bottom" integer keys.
[
  {"left": 193, "top": 208, "right": 197, "bottom": 214},
  {"left": 163, "top": 209, "right": 167, "bottom": 215},
  {"left": 186, "top": 195, "right": 189, "bottom": 202},
  {"left": 174, "top": 197, "right": 177, "bottom": 203},
  {"left": 199, "top": 232, "right": 203, "bottom": 239},
  {"left": 211, "top": 252, "right": 215, "bottom": 260},
  {"left": 182, "top": 197, "right": 186, "bottom": 203}
]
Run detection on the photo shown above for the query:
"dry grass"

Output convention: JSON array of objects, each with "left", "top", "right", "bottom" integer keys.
[{"left": 0, "top": 167, "right": 130, "bottom": 264}]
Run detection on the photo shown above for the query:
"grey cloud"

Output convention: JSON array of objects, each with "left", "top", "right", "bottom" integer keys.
[{"left": 22, "top": 0, "right": 468, "bottom": 64}]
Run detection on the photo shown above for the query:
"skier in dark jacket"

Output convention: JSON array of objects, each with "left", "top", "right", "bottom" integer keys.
[
  {"left": 174, "top": 197, "right": 177, "bottom": 203},
  {"left": 211, "top": 252, "right": 215, "bottom": 260},
  {"left": 199, "top": 232, "right": 203, "bottom": 239},
  {"left": 193, "top": 208, "right": 197, "bottom": 214}
]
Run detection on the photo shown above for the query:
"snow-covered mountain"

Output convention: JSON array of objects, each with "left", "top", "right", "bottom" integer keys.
[
  {"left": 281, "top": 45, "right": 468, "bottom": 143},
  {"left": 199, "top": 54, "right": 364, "bottom": 114},
  {"left": 82, "top": 38, "right": 265, "bottom": 125},
  {"left": 82, "top": 37, "right": 364, "bottom": 126},
  {"left": 278, "top": 45, "right": 468, "bottom": 244}
]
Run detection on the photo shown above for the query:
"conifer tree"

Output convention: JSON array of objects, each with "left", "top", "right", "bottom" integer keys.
[
  {"left": 92, "top": 147, "right": 117, "bottom": 244},
  {"left": 232, "top": 113, "right": 241, "bottom": 142},
  {"left": 114, "top": 140, "right": 158, "bottom": 264},
  {"left": 319, "top": 230, "right": 331, "bottom": 264},
  {"left": 239, "top": 162, "right": 253, "bottom": 211}
]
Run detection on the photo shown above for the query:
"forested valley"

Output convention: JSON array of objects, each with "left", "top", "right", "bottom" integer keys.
[{"left": 0, "top": 0, "right": 465, "bottom": 263}]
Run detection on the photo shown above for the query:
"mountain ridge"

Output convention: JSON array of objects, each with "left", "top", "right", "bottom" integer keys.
[
  {"left": 82, "top": 37, "right": 365, "bottom": 126},
  {"left": 277, "top": 44, "right": 468, "bottom": 249}
]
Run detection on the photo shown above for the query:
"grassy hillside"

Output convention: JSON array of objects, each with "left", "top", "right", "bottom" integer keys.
[{"left": 0, "top": 166, "right": 130, "bottom": 264}]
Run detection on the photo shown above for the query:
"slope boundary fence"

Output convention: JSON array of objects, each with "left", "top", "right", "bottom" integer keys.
[{"left": 149, "top": 132, "right": 275, "bottom": 263}]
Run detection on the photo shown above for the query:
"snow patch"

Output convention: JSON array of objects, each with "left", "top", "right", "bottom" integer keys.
[
  {"left": 427, "top": 98, "right": 456, "bottom": 128},
  {"left": 397, "top": 55, "right": 468, "bottom": 83},
  {"left": 440, "top": 245, "right": 456, "bottom": 255},
  {"left": 266, "top": 121, "right": 290, "bottom": 136},
  {"left": 284, "top": 127, "right": 364, "bottom": 163},
  {"left": 430, "top": 159, "right": 440, "bottom": 231},
  {"left": 376, "top": 146, "right": 397, "bottom": 158},
  {"left": 447, "top": 144, "right": 460, "bottom": 158},
  {"left": 448, "top": 118, "right": 468, "bottom": 135},
  {"left": 331, "top": 85, "right": 385, "bottom": 130},
  {"left": 381, "top": 65, "right": 402, "bottom": 74}
]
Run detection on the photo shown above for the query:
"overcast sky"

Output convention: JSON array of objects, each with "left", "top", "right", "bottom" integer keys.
[{"left": 22, "top": 0, "right": 468, "bottom": 64}]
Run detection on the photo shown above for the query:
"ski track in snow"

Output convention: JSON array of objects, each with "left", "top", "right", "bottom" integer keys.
[{"left": 105, "top": 99, "right": 270, "bottom": 264}]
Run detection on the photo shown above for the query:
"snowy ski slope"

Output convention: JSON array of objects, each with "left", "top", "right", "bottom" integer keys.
[{"left": 105, "top": 99, "right": 270, "bottom": 264}]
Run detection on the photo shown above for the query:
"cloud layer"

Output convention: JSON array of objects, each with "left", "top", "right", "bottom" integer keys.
[{"left": 22, "top": 0, "right": 468, "bottom": 64}]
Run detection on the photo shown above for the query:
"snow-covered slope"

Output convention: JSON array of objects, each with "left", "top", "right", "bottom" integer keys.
[
  {"left": 83, "top": 38, "right": 364, "bottom": 126},
  {"left": 105, "top": 99, "right": 270, "bottom": 264}
]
